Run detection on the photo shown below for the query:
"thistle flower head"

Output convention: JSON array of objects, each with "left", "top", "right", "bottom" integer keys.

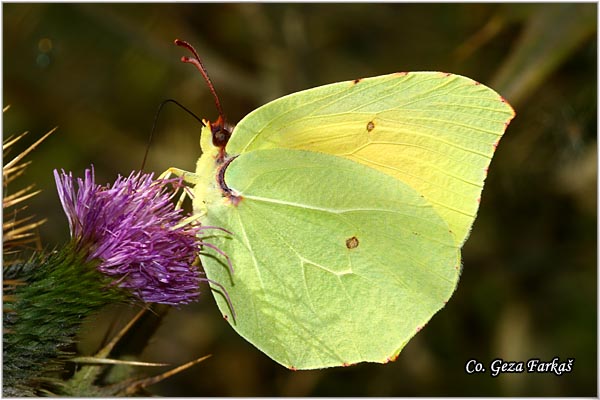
[{"left": 54, "top": 167, "right": 203, "bottom": 305}]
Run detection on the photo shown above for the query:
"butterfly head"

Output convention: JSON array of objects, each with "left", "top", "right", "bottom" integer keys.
[{"left": 210, "top": 115, "right": 233, "bottom": 149}]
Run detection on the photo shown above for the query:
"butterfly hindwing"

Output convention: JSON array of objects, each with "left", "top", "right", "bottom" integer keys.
[{"left": 200, "top": 148, "right": 460, "bottom": 369}]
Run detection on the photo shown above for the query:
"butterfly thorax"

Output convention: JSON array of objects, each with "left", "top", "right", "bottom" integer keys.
[
  {"left": 192, "top": 124, "right": 220, "bottom": 215},
  {"left": 193, "top": 120, "right": 238, "bottom": 217}
]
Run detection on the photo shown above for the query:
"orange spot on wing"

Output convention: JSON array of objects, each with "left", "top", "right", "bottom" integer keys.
[
  {"left": 385, "top": 354, "right": 399, "bottom": 363},
  {"left": 226, "top": 194, "right": 243, "bottom": 206},
  {"left": 366, "top": 120, "right": 375, "bottom": 132}
]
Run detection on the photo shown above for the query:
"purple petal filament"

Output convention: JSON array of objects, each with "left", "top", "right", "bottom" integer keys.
[{"left": 54, "top": 167, "right": 205, "bottom": 305}]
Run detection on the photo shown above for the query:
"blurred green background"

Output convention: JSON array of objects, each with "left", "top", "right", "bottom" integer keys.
[{"left": 3, "top": 3, "right": 597, "bottom": 396}]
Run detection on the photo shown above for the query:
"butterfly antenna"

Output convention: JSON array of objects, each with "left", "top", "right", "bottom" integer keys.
[
  {"left": 142, "top": 99, "right": 205, "bottom": 171},
  {"left": 174, "top": 39, "right": 225, "bottom": 125}
]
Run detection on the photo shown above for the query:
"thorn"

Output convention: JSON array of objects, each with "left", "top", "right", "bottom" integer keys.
[{"left": 118, "top": 355, "right": 212, "bottom": 395}]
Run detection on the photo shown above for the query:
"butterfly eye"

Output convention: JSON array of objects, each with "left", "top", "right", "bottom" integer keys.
[
  {"left": 208, "top": 115, "right": 233, "bottom": 153},
  {"left": 211, "top": 123, "right": 231, "bottom": 148}
]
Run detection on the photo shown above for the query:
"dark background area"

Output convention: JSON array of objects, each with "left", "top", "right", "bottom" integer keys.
[{"left": 3, "top": 3, "right": 597, "bottom": 396}]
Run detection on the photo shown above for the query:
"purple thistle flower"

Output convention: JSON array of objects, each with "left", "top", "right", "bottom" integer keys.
[{"left": 53, "top": 166, "right": 207, "bottom": 306}]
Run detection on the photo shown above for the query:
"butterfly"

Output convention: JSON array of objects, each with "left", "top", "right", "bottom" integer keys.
[{"left": 174, "top": 40, "right": 514, "bottom": 370}]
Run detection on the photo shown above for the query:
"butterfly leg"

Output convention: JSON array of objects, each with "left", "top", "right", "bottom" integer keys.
[
  {"left": 158, "top": 167, "right": 198, "bottom": 183},
  {"left": 159, "top": 167, "right": 201, "bottom": 210}
]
